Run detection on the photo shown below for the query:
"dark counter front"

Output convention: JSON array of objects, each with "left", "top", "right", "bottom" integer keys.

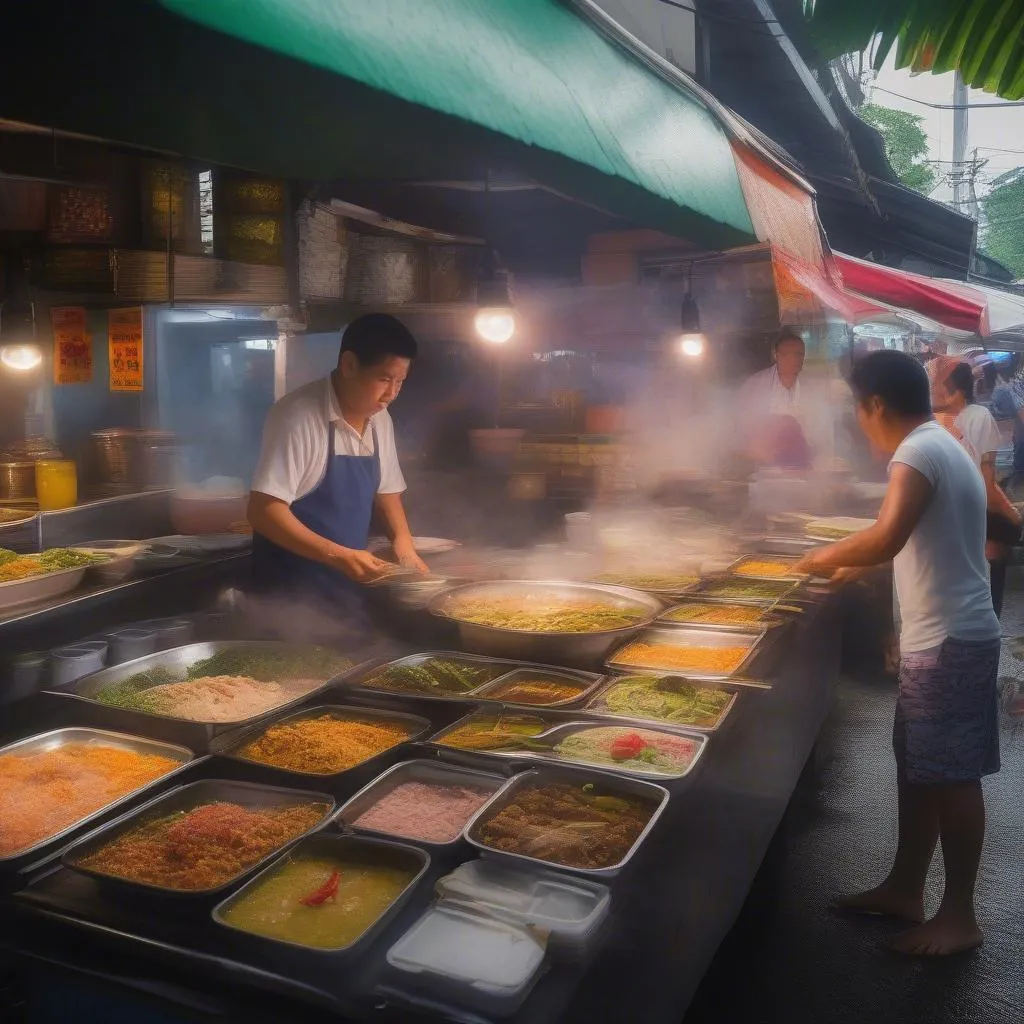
[{"left": 2, "top": 591, "right": 843, "bottom": 1024}]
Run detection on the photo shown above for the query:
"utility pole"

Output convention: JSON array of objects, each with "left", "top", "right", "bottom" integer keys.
[
  {"left": 952, "top": 71, "right": 969, "bottom": 211},
  {"left": 967, "top": 147, "right": 982, "bottom": 223}
]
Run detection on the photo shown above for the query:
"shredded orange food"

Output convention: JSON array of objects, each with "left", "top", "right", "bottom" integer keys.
[
  {"left": 733, "top": 559, "right": 798, "bottom": 578},
  {"left": 77, "top": 800, "right": 329, "bottom": 890},
  {"left": 0, "top": 743, "right": 180, "bottom": 856},
  {"left": 237, "top": 714, "right": 411, "bottom": 774},
  {"left": 615, "top": 642, "right": 749, "bottom": 674},
  {"left": 0, "top": 557, "right": 46, "bottom": 584}
]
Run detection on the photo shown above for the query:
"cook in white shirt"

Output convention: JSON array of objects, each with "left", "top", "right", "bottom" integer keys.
[
  {"left": 248, "top": 314, "right": 427, "bottom": 605},
  {"left": 739, "top": 331, "right": 817, "bottom": 466}
]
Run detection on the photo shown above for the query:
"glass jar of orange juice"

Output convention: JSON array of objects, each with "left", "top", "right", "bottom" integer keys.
[{"left": 35, "top": 459, "right": 78, "bottom": 511}]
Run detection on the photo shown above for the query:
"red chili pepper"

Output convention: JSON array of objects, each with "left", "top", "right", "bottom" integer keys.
[
  {"left": 609, "top": 732, "right": 647, "bottom": 761},
  {"left": 299, "top": 870, "right": 340, "bottom": 907}
]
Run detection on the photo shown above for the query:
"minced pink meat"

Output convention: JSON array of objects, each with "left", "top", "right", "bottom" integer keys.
[{"left": 353, "top": 781, "right": 492, "bottom": 843}]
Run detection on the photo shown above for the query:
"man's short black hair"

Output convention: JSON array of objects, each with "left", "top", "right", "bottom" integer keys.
[
  {"left": 774, "top": 330, "right": 805, "bottom": 352},
  {"left": 947, "top": 361, "right": 975, "bottom": 405},
  {"left": 339, "top": 314, "right": 418, "bottom": 366},
  {"left": 850, "top": 350, "right": 931, "bottom": 418}
]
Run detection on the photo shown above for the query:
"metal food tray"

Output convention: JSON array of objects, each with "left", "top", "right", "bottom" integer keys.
[
  {"left": 428, "top": 580, "right": 664, "bottom": 666},
  {"left": 687, "top": 575, "right": 799, "bottom": 607},
  {"left": 471, "top": 665, "right": 604, "bottom": 709},
  {"left": 0, "top": 563, "right": 87, "bottom": 612},
  {"left": 335, "top": 759, "right": 510, "bottom": 851},
  {"left": 62, "top": 778, "right": 334, "bottom": 898},
  {"left": 346, "top": 650, "right": 519, "bottom": 701},
  {"left": 0, "top": 727, "right": 195, "bottom": 872},
  {"left": 605, "top": 626, "right": 767, "bottom": 681},
  {"left": 582, "top": 675, "right": 741, "bottom": 734},
  {"left": 207, "top": 704, "right": 432, "bottom": 782},
  {"left": 655, "top": 598, "right": 783, "bottom": 634},
  {"left": 211, "top": 833, "right": 429, "bottom": 956},
  {"left": 427, "top": 709, "right": 708, "bottom": 782},
  {"left": 463, "top": 765, "right": 670, "bottom": 879},
  {"left": 44, "top": 641, "right": 363, "bottom": 751},
  {"left": 724, "top": 554, "right": 808, "bottom": 583},
  {"left": 588, "top": 575, "right": 701, "bottom": 599}
]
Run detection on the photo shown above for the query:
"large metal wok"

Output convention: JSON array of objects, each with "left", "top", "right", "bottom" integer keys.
[{"left": 428, "top": 580, "right": 663, "bottom": 668}]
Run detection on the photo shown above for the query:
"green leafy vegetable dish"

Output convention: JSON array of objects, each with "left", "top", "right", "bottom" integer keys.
[
  {"left": 93, "top": 647, "right": 352, "bottom": 711},
  {"left": 361, "top": 657, "right": 502, "bottom": 695}
]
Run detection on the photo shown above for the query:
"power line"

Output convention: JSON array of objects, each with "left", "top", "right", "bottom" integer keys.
[{"left": 870, "top": 84, "right": 1024, "bottom": 110}]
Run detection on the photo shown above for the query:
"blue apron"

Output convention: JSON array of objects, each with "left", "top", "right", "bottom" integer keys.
[{"left": 252, "top": 419, "right": 380, "bottom": 613}]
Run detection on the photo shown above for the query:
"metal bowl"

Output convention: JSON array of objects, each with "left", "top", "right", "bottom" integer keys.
[{"left": 428, "top": 581, "right": 663, "bottom": 668}]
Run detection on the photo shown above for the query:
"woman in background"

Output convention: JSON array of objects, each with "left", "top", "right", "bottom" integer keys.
[{"left": 928, "top": 356, "right": 1021, "bottom": 615}]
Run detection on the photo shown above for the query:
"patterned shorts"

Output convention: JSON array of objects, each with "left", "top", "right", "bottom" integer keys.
[{"left": 894, "top": 636, "right": 1001, "bottom": 785}]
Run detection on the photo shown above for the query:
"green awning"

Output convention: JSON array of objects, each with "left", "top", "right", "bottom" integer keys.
[
  {"left": 158, "top": 0, "right": 754, "bottom": 244},
  {"left": 803, "top": 0, "right": 1024, "bottom": 100}
]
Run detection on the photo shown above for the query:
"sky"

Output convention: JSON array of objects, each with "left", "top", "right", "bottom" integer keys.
[{"left": 867, "top": 50, "right": 1024, "bottom": 208}]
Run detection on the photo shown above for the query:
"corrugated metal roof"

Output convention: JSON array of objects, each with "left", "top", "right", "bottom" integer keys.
[{"left": 161, "top": 0, "right": 755, "bottom": 242}]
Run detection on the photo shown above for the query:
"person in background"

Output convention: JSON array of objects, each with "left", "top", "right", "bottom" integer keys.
[
  {"left": 739, "top": 330, "right": 835, "bottom": 468},
  {"left": 987, "top": 356, "right": 1024, "bottom": 498},
  {"left": 248, "top": 314, "right": 428, "bottom": 613},
  {"left": 795, "top": 350, "right": 1000, "bottom": 957},
  {"left": 740, "top": 330, "right": 806, "bottom": 423},
  {"left": 928, "top": 356, "right": 1022, "bottom": 616}
]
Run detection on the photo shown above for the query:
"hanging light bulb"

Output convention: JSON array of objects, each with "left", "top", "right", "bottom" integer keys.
[
  {"left": 474, "top": 308, "right": 516, "bottom": 344},
  {"left": 475, "top": 250, "right": 516, "bottom": 344},
  {"left": 677, "top": 276, "right": 706, "bottom": 359},
  {"left": 680, "top": 333, "right": 705, "bottom": 358},
  {"left": 0, "top": 285, "right": 42, "bottom": 373},
  {"left": 0, "top": 343, "right": 42, "bottom": 371}
]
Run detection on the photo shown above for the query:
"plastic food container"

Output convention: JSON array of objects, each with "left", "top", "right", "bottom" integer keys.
[
  {"left": 107, "top": 628, "right": 159, "bottom": 665},
  {"left": 49, "top": 645, "right": 107, "bottom": 688},
  {"left": 435, "top": 859, "right": 609, "bottom": 958},
  {"left": 139, "top": 618, "right": 195, "bottom": 650},
  {"left": 386, "top": 904, "right": 546, "bottom": 1016},
  {"left": 6, "top": 651, "right": 48, "bottom": 703}
]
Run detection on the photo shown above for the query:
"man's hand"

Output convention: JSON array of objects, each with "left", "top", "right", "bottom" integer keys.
[
  {"left": 328, "top": 546, "right": 395, "bottom": 583},
  {"left": 392, "top": 534, "right": 429, "bottom": 574},
  {"left": 793, "top": 547, "right": 830, "bottom": 577},
  {"left": 826, "top": 566, "right": 873, "bottom": 587}
]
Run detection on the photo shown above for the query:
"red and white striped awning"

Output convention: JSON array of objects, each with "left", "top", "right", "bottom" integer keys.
[{"left": 832, "top": 253, "right": 1024, "bottom": 338}]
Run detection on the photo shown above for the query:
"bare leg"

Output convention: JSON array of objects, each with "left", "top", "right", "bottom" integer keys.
[
  {"left": 890, "top": 782, "right": 985, "bottom": 955},
  {"left": 831, "top": 776, "right": 935, "bottom": 923}
]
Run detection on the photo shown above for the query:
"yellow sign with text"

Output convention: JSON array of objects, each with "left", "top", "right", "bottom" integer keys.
[
  {"left": 52, "top": 306, "right": 93, "bottom": 384},
  {"left": 108, "top": 307, "right": 144, "bottom": 392}
]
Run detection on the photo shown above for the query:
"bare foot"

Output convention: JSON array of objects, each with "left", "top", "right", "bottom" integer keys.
[
  {"left": 889, "top": 912, "right": 983, "bottom": 956},
  {"left": 830, "top": 884, "right": 925, "bottom": 923}
]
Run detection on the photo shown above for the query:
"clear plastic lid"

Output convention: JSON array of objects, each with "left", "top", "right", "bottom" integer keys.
[
  {"left": 386, "top": 904, "right": 545, "bottom": 999},
  {"left": 435, "top": 860, "right": 610, "bottom": 945}
]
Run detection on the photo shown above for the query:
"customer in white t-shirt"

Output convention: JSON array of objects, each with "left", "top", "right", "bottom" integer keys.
[
  {"left": 796, "top": 351, "right": 999, "bottom": 958},
  {"left": 927, "top": 356, "right": 1022, "bottom": 615}
]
